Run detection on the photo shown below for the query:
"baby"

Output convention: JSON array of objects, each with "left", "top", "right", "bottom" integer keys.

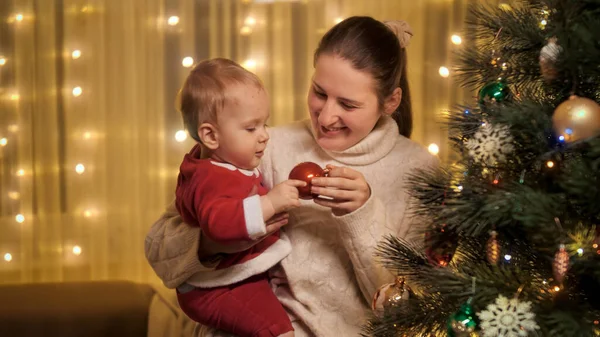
[{"left": 174, "top": 58, "right": 304, "bottom": 337}]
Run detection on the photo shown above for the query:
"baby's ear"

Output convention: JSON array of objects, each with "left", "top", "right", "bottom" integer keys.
[{"left": 198, "top": 123, "right": 219, "bottom": 150}]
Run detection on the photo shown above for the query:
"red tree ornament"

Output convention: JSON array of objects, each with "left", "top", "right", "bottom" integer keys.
[{"left": 288, "top": 162, "right": 329, "bottom": 200}]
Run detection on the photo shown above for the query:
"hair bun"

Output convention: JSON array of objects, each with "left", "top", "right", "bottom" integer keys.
[{"left": 384, "top": 20, "right": 413, "bottom": 48}]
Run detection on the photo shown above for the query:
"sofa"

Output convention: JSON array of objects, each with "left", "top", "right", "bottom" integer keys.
[{"left": 0, "top": 280, "right": 196, "bottom": 337}]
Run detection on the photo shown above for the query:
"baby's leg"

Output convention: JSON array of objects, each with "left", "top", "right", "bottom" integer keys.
[{"left": 177, "top": 273, "right": 293, "bottom": 337}]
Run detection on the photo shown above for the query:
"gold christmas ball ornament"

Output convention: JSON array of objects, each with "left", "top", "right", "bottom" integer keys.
[
  {"left": 553, "top": 95, "right": 600, "bottom": 143},
  {"left": 372, "top": 277, "right": 411, "bottom": 316}
]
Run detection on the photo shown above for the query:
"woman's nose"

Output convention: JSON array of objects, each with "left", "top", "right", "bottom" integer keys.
[{"left": 317, "top": 100, "right": 339, "bottom": 126}]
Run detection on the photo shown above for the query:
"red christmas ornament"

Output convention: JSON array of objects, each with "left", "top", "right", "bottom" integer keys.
[
  {"left": 425, "top": 224, "right": 458, "bottom": 267},
  {"left": 288, "top": 162, "right": 328, "bottom": 200}
]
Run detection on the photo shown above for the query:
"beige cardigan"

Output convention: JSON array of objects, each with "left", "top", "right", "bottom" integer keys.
[{"left": 145, "top": 117, "right": 437, "bottom": 336}]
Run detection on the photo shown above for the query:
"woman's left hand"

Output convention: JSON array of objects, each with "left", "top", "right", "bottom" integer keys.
[{"left": 310, "top": 164, "right": 371, "bottom": 216}]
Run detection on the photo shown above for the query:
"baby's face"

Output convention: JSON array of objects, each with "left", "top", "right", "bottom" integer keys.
[{"left": 214, "top": 84, "right": 270, "bottom": 170}]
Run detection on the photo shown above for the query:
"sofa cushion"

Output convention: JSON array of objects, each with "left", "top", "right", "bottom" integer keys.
[{"left": 0, "top": 281, "right": 155, "bottom": 337}]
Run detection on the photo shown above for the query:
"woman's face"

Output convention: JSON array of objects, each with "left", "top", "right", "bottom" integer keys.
[{"left": 307, "top": 54, "right": 385, "bottom": 152}]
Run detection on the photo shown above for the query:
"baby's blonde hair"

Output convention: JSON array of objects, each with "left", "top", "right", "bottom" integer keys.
[{"left": 177, "top": 58, "right": 264, "bottom": 142}]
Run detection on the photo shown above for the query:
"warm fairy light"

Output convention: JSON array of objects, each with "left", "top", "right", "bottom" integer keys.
[
  {"left": 546, "top": 161, "right": 555, "bottom": 168},
  {"left": 593, "top": 243, "right": 598, "bottom": 249},
  {"left": 456, "top": 185, "right": 463, "bottom": 192},
  {"left": 0, "top": 138, "right": 7, "bottom": 146},
  {"left": 72, "top": 86, "right": 83, "bottom": 97},
  {"left": 75, "top": 163, "right": 85, "bottom": 174},
  {"left": 493, "top": 179, "right": 499, "bottom": 185},
  {"left": 428, "top": 143, "right": 439, "bottom": 155},
  {"left": 240, "top": 26, "right": 252, "bottom": 35},
  {"left": 16, "top": 214, "right": 25, "bottom": 223},
  {"left": 243, "top": 59, "right": 257, "bottom": 70},
  {"left": 72, "top": 245, "right": 82, "bottom": 255},
  {"left": 83, "top": 131, "right": 92, "bottom": 139},
  {"left": 553, "top": 286, "right": 561, "bottom": 292},
  {"left": 577, "top": 248, "right": 584, "bottom": 256},
  {"left": 175, "top": 130, "right": 187, "bottom": 142},
  {"left": 450, "top": 35, "right": 462, "bottom": 45},
  {"left": 15, "top": 14, "right": 24, "bottom": 22},
  {"left": 0, "top": 57, "right": 6, "bottom": 66},
  {"left": 504, "top": 254, "right": 511, "bottom": 261},
  {"left": 4, "top": 253, "right": 12, "bottom": 262},
  {"left": 10, "top": 93, "right": 20, "bottom": 101},
  {"left": 334, "top": 17, "right": 344, "bottom": 24},
  {"left": 438, "top": 66, "right": 450, "bottom": 78},
  {"left": 182, "top": 57, "right": 194, "bottom": 68},
  {"left": 8, "top": 124, "right": 18, "bottom": 132},
  {"left": 167, "top": 16, "right": 180, "bottom": 26},
  {"left": 244, "top": 16, "right": 256, "bottom": 26},
  {"left": 16, "top": 169, "right": 25, "bottom": 176},
  {"left": 8, "top": 191, "right": 20, "bottom": 200},
  {"left": 71, "top": 50, "right": 81, "bottom": 59},
  {"left": 83, "top": 209, "right": 93, "bottom": 218}
]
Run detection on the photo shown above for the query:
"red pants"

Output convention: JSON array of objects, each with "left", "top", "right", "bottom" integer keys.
[{"left": 177, "top": 273, "right": 293, "bottom": 337}]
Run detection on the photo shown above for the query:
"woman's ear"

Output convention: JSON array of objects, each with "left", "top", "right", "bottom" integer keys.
[
  {"left": 383, "top": 87, "right": 402, "bottom": 115},
  {"left": 198, "top": 123, "right": 219, "bottom": 150}
]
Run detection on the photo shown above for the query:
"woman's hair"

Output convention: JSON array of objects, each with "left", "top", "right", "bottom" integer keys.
[
  {"left": 177, "top": 58, "right": 263, "bottom": 142},
  {"left": 313, "top": 16, "right": 412, "bottom": 138}
]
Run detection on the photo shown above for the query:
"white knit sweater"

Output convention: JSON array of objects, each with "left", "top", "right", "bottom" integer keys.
[{"left": 145, "top": 116, "right": 437, "bottom": 337}]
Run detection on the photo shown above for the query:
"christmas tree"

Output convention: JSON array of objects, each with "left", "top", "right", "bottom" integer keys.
[{"left": 365, "top": 1, "right": 600, "bottom": 336}]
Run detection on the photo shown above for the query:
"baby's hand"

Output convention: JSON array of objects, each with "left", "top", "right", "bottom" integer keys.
[
  {"left": 268, "top": 180, "right": 306, "bottom": 213},
  {"left": 261, "top": 180, "right": 306, "bottom": 218}
]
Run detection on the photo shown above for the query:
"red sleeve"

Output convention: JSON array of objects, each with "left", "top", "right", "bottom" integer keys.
[{"left": 192, "top": 168, "right": 264, "bottom": 244}]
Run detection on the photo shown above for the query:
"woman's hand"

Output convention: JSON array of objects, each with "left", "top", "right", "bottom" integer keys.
[{"left": 310, "top": 164, "right": 371, "bottom": 216}]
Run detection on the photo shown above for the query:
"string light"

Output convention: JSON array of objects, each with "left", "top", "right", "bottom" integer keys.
[
  {"left": 577, "top": 248, "right": 584, "bottom": 256},
  {"left": 240, "top": 26, "right": 252, "bottom": 35},
  {"left": 243, "top": 59, "right": 257, "bottom": 70},
  {"left": 438, "top": 66, "right": 450, "bottom": 78},
  {"left": 72, "top": 245, "right": 82, "bottom": 255},
  {"left": 72, "top": 86, "right": 83, "bottom": 97},
  {"left": 10, "top": 93, "right": 20, "bottom": 101},
  {"left": 182, "top": 57, "right": 194, "bottom": 68},
  {"left": 504, "top": 254, "right": 511, "bottom": 261},
  {"left": 175, "top": 130, "right": 187, "bottom": 142},
  {"left": 83, "top": 131, "right": 92, "bottom": 139},
  {"left": 0, "top": 57, "right": 6, "bottom": 66},
  {"left": 8, "top": 191, "right": 20, "bottom": 200},
  {"left": 428, "top": 143, "right": 440, "bottom": 155},
  {"left": 75, "top": 163, "right": 85, "bottom": 174},
  {"left": 450, "top": 34, "right": 462, "bottom": 45},
  {"left": 16, "top": 214, "right": 25, "bottom": 223},
  {"left": 167, "top": 16, "right": 180, "bottom": 26},
  {"left": 71, "top": 50, "right": 81, "bottom": 59},
  {"left": 3, "top": 253, "right": 12, "bottom": 262},
  {"left": 553, "top": 285, "right": 561, "bottom": 292},
  {"left": 15, "top": 14, "right": 24, "bottom": 22},
  {"left": 83, "top": 209, "right": 93, "bottom": 217},
  {"left": 16, "top": 169, "right": 25, "bottom": 176},
  {"left": 244, "top": 16, "right": 256, "bottom": 26},
  {"left": 0, "top": 138, "right": 7, "bottom": 146},
  {"left": 546, "top": 160, "right": 555, "bottom": 168}
]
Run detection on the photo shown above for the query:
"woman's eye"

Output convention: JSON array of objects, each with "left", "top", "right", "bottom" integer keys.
[
  {"left": 341, "top": 102, "right": 357, "bottom": 110},
  {"left": 314, "top": 89, "right": 326, "bottom": 98},
  {"left": 246, "top": 128, "right": 256, "bottom": 132}
]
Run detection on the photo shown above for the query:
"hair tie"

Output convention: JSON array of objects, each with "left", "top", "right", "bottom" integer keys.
[{"left": 384, "top": 20, "right": 413, "bottom": 48}]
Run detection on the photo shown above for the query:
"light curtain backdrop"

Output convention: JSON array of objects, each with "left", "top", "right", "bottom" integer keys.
[{"left": 0, "top": 0, "right": 497, "bottom": 285}]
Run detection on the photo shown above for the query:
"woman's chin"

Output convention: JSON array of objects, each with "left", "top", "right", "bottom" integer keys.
[{"left": 316, "top": 137, "right": 352, "bottom": 152}]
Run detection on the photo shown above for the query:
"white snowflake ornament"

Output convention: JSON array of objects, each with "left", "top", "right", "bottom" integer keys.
[
  {"left": 465, "top": 123, "right": 514, "bottom": 166},
  {"left": 477, "top": 295, "right": 539, "bottom": 337}
]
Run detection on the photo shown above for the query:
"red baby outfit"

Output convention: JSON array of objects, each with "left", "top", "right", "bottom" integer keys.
[{"left": 175, "top": 144, "right": 293, "bottom": 337}]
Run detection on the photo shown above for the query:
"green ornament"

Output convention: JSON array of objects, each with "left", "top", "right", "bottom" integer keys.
[
  {"left": 478, "top": 81, "right": 510, "bottom": 104},
  {"left": 447, "top": 300, "right": 479, "bottom": 337}
]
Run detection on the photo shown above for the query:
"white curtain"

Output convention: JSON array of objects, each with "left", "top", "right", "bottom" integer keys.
[{"left": 0, "top": 0, "right": 482, "bottom": 285}]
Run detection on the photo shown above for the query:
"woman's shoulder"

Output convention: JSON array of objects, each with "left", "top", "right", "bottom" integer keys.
[{"left": 392, "top": 135, "right": 439, "bottom": 168}]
